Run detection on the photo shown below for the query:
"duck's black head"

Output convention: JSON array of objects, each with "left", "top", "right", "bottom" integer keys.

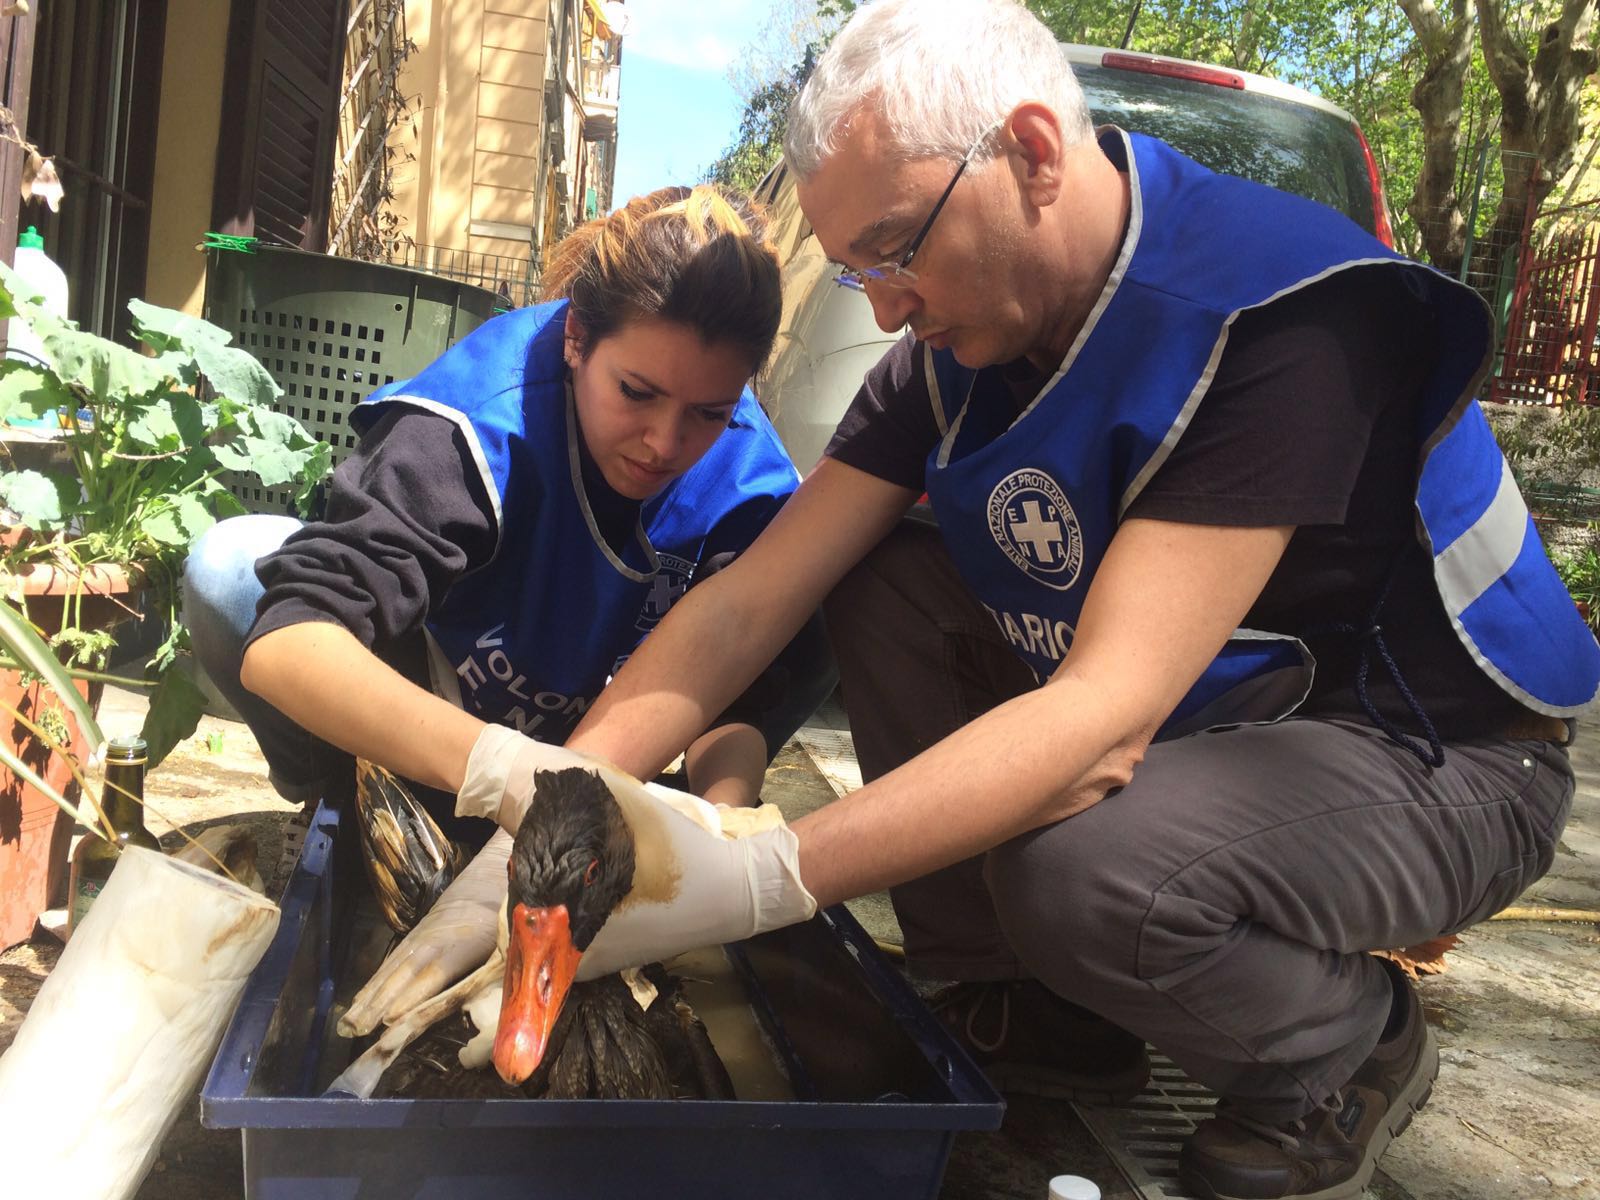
[{"left": 495, "top": 766, "right": 637, "bottom": 1084}]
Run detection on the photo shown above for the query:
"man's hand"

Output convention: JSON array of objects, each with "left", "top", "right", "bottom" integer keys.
[{"left": 575, "top": 782, "right": 818, "bottom": 979}]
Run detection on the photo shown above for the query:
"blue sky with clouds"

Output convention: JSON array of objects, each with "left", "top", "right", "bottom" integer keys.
[{"left": 611, "top": 0, "right": 769, "bottom": 204}]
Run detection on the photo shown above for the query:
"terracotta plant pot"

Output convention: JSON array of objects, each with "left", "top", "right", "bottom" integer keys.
[
  {"left": 0, "top": 669, "right": 89, "bottom": 947},
  {"left": 0, "top": 560, "right": 138, "bottom": 948}
]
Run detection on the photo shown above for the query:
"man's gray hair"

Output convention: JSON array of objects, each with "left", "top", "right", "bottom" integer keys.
[{"left": 783, "top": 0, "right": 1094, "bottom": 178}]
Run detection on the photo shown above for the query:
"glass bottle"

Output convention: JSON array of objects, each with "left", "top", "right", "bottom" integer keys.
[{"left": 68, "top": 736, "right": 160, "bottom": 933}]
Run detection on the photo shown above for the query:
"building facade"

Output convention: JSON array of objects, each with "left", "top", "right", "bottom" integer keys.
[{"left": 0, "top": 0, "right": 624, "bottom": 332}]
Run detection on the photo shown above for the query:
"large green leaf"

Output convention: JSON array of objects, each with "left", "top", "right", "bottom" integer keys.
[
  {"left": 139, "top": 658, "right": 208, "bottom": 770},
  {"left": 209, "top": 441, "right": 255, "bottom": 472},
  {"left": 0, "top": 468, "right": 78, "bottom": 530},
  {"left": 0, "top": 270, "right": 20, "bottom": 321},
  {"left": 0, "top": 362, "right": 72, "bottom": 423},
  {"left": 212, "top": 488, "right": 249, "bottom": 521},
  {"left": 128, "top": 298, "right": 232, "bottom": 354},
  {"left": 237, "top": 434, "right": 318, "bottom": 488},
  {"left": 246, "top": 406, "right": 316, "bottom": 446},
  {"left": 163, "top": 389, "right": 210, "bottom": 448},
  {"left": 122, "top": 389, "right": 212, "bottom": 454},
  {"left": 193, "top": 340, "right": 280, "bottom": 408},
  {"left": 139, "top": 492, "right": 214, "bottom": 550},
  {"left": 224, "top": 407, "right": 326, "bottom": 488},
  {"left": 124, "top": 395, "right": 186, "bottom": 451},
  {"left": 291, "top": 441, "right": 334, "bottom": 514},
  {"left": 43, "top": 327, "right": 172, "bottom": 402}
]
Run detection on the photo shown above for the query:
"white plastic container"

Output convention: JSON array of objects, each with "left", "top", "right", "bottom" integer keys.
[
  {"left": 0, "top": 845, "right": 280, "bottom": 1199},
  {"left": 1048, "top": 1176, "right": 1102, "bottom": 1200},
  {"left": 6, "top": 224, "right": 69, "bottom": 367}
]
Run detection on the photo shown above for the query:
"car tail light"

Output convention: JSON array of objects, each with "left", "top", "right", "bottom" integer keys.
[
  {"left": 1352, "top": 122, "right": 1395, "bottom": 248},
  {"left": 1100, "top": 51, "right": 1245, "bottom": 90}
]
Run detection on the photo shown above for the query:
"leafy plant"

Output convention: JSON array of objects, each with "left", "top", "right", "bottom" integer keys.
[
  {"left": 1552, "top": 537, "right": 1600, "bottom": 635},
  {"left": 0, "top": 264, "right": 330, "bottom": 765},
  {"left": 1488, "top": 403, "right": 1600, "bottom": 491}
]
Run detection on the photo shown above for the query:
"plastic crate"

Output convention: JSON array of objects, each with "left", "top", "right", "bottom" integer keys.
[
  {"left": 203, "top": 244, "right": 501, "bottom": 514},
  {"left": 201, "top": 800, "right": 1005, "bottom": 1199}
]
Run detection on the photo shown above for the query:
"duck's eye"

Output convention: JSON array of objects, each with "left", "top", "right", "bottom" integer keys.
[{"left": 583, "top": 858, "right": 600, "bottom": 886}]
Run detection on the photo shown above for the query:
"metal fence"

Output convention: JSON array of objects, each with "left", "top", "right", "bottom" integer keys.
[
  {"left": 1489, "top": 180, "right": 1600, "bottom": 407},
  {"left": 386, "top": 243, "right": 541, "bottom": 310},
  {"left": 1405, "top": 143, "right": 1600, "bottom": 409}
]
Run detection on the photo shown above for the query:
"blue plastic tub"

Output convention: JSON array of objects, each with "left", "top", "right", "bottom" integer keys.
[{"left": 201, "top": 801, "right": 1004, "bottom": 1199}]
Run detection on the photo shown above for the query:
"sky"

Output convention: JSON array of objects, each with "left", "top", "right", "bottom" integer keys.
[{"left": 611, "top": 0, "right": 772, "bottom": 204}]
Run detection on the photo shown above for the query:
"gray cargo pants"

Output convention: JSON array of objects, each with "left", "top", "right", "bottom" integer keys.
[{"left": 826, "top": 519, "right": 1574, "bottom": 1121}]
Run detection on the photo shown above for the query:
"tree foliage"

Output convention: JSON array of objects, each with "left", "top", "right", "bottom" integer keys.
[
  {"left": 707, "top": 61, "right": 810, "bottom": 193},
  {"left": 706, "top": 0, "right": 849, "bottom": 191},
  {"left": 709, "top": 0, "right": 1599, "bottom": 275}
]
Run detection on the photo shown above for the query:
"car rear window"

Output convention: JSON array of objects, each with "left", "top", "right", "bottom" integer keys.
[{"left": 1072, "top": 62, "right": 1377, "bottom": 235}]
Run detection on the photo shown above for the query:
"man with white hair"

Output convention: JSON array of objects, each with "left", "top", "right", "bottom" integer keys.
[{"left": 469, "top": 1, "right": 1592, "bottom": 1195}]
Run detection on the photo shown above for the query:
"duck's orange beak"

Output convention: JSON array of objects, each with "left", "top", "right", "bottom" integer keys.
[{"left": 493, "top": 901, "right": 583, "bottom": 1085}]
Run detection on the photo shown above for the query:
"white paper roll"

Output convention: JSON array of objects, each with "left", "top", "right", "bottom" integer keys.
[{"left": 0, "top": 846, "right": 279, "bottom": 1198}]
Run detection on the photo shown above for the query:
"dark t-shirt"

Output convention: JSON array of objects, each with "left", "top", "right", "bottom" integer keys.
[{"left": 826, "top": 267, "right": 1524, "bottom": 741}]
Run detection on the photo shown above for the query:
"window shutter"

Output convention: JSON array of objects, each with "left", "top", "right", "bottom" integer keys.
[{"left": 213, "top": 0, "right": 346, "bottom": 250}]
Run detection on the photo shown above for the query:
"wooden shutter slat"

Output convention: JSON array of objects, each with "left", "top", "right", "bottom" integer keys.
[{"left": 212, "top": 0, "right": 345, "bottom": 250}]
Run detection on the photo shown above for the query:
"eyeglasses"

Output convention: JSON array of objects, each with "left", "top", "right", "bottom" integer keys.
[{"left": 834, "top": 121, "right": 1005, "bottom": 292}]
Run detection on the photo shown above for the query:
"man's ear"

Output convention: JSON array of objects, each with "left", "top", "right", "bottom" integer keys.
[{"left": 1005, "top": 102, "right": 1066, "bottom": 208}]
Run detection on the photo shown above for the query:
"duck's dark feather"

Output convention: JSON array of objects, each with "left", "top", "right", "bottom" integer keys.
[{"left": 373, "top": 966, "right": 734, "bottom": 1101}]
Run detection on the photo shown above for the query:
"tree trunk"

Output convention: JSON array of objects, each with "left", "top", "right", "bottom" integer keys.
[
  {"left": 1400, "top": 0, "right": 1476, "bottom": 274},
  {"left": 1478, "top": 0, "right": 1599, "bottom": 245}
]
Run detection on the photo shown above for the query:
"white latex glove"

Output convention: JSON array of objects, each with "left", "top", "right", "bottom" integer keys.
[
  {"left": 337, "top": 828, "right": 511, "bottom": 1038},
  {"left": 574, "top": 779, "right": 817, "bottom": 980},
  {"left": 458, "top": 724, "right": 817, "bottom": 977},
  {"left": 458, "top": 724, "right": 604, "bottom": 830}
]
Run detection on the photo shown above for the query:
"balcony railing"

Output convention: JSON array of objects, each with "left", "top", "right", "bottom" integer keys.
[{"left": 581, "top": 58, "right": 619, "bottom": 139}]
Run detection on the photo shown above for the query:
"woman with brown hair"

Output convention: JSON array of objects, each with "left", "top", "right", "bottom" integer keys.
[{"left": 185, "top": 184, "right": 831, "bottom": 828}]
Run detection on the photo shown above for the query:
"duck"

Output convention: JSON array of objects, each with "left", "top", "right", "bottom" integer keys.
[{"left": 329, "top": 765, "right": 733, "bottom": 1101}]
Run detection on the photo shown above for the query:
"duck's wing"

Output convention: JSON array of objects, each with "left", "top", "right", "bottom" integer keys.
[
  {"left": 374, "top": 1012, "right": 528, "bottom": 1100},
  {"left": 638, "top": 966, "right": 737, "bottom": 1100},
  {"left": 354, "top": 758, "right": 466, "bottom": 932}
]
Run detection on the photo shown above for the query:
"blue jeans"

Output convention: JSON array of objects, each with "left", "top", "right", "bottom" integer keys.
[{"left": 183, "top": 515, "right": 337, "bottom": 804}]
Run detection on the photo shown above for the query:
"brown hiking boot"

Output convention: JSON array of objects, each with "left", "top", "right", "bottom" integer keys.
[
  {"left": 926, "top": 980, "right": 1151, "bottom": 1104},
  {"left": 1177, "top": 962, "right": 1439, "bottom": 1200}
]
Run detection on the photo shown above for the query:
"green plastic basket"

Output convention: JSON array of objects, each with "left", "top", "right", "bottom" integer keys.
[{"left": 203, "top": 242, "right": 501, "bottom": 514}]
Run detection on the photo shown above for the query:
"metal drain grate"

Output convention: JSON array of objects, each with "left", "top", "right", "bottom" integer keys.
[{"left": 1072, "top": 1053, "right": 1216, "bottom": 1199}]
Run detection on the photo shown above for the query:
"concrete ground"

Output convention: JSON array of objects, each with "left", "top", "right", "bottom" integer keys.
[{"left": 2, "top": 691, "right": 1597, "bottom": 1199}]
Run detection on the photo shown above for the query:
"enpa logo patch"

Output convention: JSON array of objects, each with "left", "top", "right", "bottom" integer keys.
[
  {"left": 986, "top": 469, "right": 1083, "bottom": 591},
  {"left": 635, "top": 553, "right": 694, "bottom": 631}
]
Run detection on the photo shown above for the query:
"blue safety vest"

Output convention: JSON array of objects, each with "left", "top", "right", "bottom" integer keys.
[
  {"left": 924, "top": 129, "right": 1600, "bottom": 739},
  {"left": 355, "top": 300, "right": 799, "bottom": 742}
]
